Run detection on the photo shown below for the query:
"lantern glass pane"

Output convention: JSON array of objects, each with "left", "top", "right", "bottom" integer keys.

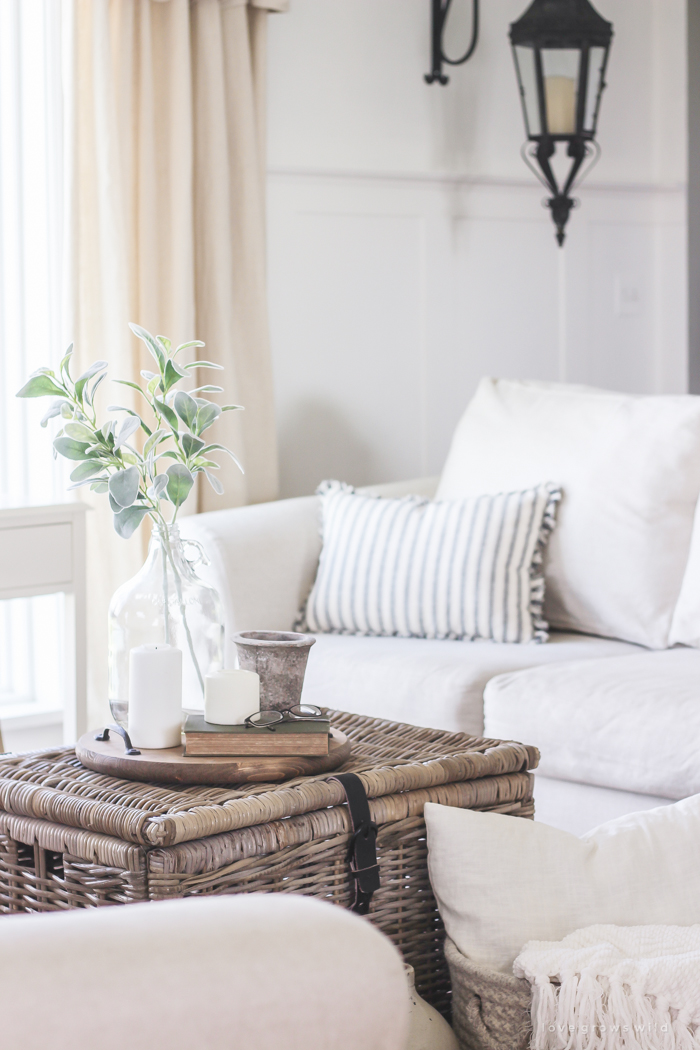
[
  {"left": 584, "top": 46, "right": 606, "bottom": 133},
  {"left": 541, "top": 49, "right": 580, "bottom": 136},
  {"left": 513, "top": 45, "right": 541, "bottom": 137}
]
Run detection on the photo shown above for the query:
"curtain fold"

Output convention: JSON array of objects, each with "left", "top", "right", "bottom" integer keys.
[{"left": 72, "top": 0, "right": 284, "bottom": 729}]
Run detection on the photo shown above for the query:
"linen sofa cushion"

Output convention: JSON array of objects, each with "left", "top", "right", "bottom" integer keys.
[
  {"left": 483, "top": 648, "right": 700, "bottom": 800},
  {"left": 425, "top": 795, "right": 700, "bottom": 973},
  {"left": 436, "top": 377, "right": 700, "bottom": 649},
  {"left": 303, "top": 480, "right": 561, "bottom": 644},
  {"left": 533, "top": 776, "right": 672, "bottom": 837},
  {"left": 300, "top": 631, "right": 640, "bottom": 737}
]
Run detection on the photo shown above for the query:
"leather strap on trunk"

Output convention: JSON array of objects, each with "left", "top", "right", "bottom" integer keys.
[{"left": 330, "top": 772, "right": 380, "bottom": 914}]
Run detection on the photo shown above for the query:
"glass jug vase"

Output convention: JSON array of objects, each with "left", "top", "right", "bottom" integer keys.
[{"left": 108, "top": 523, "right": 224, "bottom": 728}]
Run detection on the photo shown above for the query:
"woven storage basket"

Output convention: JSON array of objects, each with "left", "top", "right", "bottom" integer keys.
[
  {"left": 0, "top": 709, "right": 537, "bottom": 1016},
  {"left": 445, "top": 938, "right": 532, "bottom": 1050}
]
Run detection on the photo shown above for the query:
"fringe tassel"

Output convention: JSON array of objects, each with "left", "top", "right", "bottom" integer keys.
[{"left": 528, "top": 971, "right": 700, "bottom": 1050}]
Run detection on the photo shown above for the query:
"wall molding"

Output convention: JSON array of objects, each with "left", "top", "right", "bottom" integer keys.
[
  {"left": 268, "top": 165, "right": 686, "bottom": 197},
  {"left": 267, "top": 162, "right": 688, "bottom": 498}
]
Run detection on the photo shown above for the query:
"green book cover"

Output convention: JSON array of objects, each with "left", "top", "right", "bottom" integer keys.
[{"left": 184, "top": 714, "right": 330, "bottom": 736}]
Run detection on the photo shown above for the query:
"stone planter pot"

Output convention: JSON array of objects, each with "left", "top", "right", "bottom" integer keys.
[
  {"left": 231, "top": 631, "right": 316, "bottom": 712},
  {"left": 405, "top": 965, "right": 459, "bottom": 1050}
]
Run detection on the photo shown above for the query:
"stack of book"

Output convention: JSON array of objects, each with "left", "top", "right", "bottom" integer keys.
[{"left": 183, "top": 714, "right": 331, "bottom": 757}]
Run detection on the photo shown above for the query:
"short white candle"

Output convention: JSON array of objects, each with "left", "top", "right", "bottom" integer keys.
[
  {"left": 128, "top": 644, "right": 182, "bottom": 749},
  {"left": 204, "top": 670, "right": 260, "bottom": 725}
]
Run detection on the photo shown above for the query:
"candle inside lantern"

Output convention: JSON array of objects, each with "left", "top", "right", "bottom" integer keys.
[
  {"left": 128, "top": 643, "right": 182, "bottom": 749},
  {"left": 545, "top": 75, "right": 576, "bottom": 135},
  {"left": 204, "top": 670, "right": 260, "bottom": 725}
]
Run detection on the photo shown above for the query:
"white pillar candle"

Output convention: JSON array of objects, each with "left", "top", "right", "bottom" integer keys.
[
  {"left": 128, "top": 644, "right": 182, "bottom": 749},
  {"left": 545, "top": 75, "right": 577, "bottom": 135},
  {"left": 205, "top": 670, "right": 260, "bottom": 725}
]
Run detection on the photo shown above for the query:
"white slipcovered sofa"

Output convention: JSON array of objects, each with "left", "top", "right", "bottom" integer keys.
[{"left": 182, "top": 379, "right": 700, "bottom": 834}]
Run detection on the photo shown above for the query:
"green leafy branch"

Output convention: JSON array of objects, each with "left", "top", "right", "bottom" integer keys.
[{"left": 16, "top": 323, "right": 244, "bottom": 540}]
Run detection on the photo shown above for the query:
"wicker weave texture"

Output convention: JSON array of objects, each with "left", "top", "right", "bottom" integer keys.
[
  {"left": 0, "top": 710, "right": 538, "bottom": 848},
  {"left": 0, "top": 833, "right": 147, "bottom": 914},
  {"left": 0, "top": 711, "right": 538, "bottom": 1014},
  {"left": 445, "top": 938, "right": 532, "bottom": 1050}
]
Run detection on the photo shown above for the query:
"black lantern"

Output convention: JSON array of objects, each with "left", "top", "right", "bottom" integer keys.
[{"left": 510, "top": 0, "right": 613, "bottom": 245}]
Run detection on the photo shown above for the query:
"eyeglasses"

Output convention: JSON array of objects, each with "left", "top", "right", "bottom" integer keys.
[{"left": 244, "top": 704, "right": 326, "bottom": 731}]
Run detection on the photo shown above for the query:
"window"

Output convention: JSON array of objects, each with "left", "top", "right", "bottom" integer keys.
[{"left": 0, "top": 0, "right": 70, "bottom": 720}]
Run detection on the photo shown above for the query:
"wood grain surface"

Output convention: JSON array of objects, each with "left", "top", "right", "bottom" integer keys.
[{"left": 76, "top": 727, "right": 350, "bottom": 786}]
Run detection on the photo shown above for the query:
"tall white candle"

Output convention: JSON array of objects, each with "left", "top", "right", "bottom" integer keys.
[
  {"left": 205, "top": 670, "right": 260, "bottom": 725},
  {"left": 128, "top": 644, "right": 182, "bottom": 749},
  {"left": 545, "top": 75, "right": 576, "bottom": 135}
]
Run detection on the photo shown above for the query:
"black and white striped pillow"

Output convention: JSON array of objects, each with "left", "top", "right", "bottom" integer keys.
[{"left": 302, "top": 481, "right": 561, "bottom": 644}]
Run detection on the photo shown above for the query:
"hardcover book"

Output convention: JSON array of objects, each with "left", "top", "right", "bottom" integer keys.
[{"left": 183, "top": 714, "right": 331, "bottom": 757}]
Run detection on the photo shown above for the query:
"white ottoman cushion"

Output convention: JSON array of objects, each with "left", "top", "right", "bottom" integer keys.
[
  {"left": 436, "top": 378, "right": 700, "bottom": 648},
  {"left": 483, "top": 648, "right": 700, "bottom": 799},
  {"left": 425, "top": 795, "right": 700, "bottom": 974},
  {"left": 301, "top": 631, "right": 640, "bottom": 736},
  {"left": 0, "top": 894, "right": 409, "bottom": 1050}
]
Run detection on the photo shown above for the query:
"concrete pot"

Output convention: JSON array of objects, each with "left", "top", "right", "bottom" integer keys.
[
  {"left": 231, "top": 631, "right": 316, "bottom": 712},
  {"left": 405, "top": 965, "right": 459, "bottom": 1050}
]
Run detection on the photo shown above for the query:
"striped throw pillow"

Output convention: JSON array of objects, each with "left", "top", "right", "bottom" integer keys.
[{"left": 302, "top": 481, "right": 561, "bottom": 644}]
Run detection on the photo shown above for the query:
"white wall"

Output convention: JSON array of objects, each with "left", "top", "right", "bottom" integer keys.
[{"left": 266, "top": 0, "right": 687, "bottom": 497}]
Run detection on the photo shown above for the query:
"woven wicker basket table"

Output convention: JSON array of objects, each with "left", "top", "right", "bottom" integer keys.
[{"left": 0, "top": 709, "right": 538, "bottom": 1015}]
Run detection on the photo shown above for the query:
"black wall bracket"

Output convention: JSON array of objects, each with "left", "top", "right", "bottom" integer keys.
[{"left": 425, "top": 0, "right": 479, "bottom": 85}]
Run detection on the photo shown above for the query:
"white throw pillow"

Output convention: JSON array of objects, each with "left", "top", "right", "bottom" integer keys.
[
  {"left": 425, "top": 797, "right": 700, "bottom": 973},
  {"left": 302, "top": 480, "right": 560, "bottom": 644},
  {"left": 483, "top": 648, "right": 700, "bottom": 800},
  {"left": 436, "top": 378, "right": 700, "bottom": 649}
]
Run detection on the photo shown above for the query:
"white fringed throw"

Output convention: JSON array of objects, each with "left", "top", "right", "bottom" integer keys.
[{"left": 514, "top": 925, "right": 700, "bottom": 1050}]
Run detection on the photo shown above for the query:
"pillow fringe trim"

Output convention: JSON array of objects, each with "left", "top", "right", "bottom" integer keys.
[{"left": 529, "top": 483, "right": 562, "bottom": 644}]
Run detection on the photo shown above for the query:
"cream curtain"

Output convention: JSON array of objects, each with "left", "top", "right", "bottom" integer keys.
[{"left": 72, "top": 0, "right": 285, "bottom": 728}]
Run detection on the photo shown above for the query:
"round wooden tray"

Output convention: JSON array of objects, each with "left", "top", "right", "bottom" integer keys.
[{"left": 76, "top": 728, "right": 351, "bottom": 786}]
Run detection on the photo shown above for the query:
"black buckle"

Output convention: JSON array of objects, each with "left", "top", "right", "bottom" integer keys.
[{"left": 331, "top": 773, "right": 380, "bottom": 915}]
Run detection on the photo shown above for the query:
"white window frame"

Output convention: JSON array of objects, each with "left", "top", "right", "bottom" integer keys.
[{"left": 0, "top": 503, "right": 87, "bottom": 745}]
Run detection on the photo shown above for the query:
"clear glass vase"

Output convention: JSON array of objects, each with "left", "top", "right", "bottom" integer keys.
[{"left": 108, "top": 523, "right": 224, "bottom": 729}]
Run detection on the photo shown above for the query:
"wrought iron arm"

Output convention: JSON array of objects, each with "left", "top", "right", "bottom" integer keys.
[
  {"left": 521, "top": 137, "right": 597, "bottom": 247},
  {"left": 562, "top": 141, "right": 588, "bottom": 198},
  {"left": 425, "top": 0, "right": 479, "bottom": 85}
]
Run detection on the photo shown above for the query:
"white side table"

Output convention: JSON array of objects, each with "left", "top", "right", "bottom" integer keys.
[{"left": 0, "top": 503, "right": 88, "bottom": 745}]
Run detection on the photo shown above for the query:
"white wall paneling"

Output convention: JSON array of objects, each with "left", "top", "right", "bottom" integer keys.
[
  {"left": 688, "top": 0, "right": 700, "bottom": 392},
  {"left": 267, "top": 1, "right": 686, "bottom": 187},
  {"left": 268, "top": 169, "right": 686, "bottom": 498},
  {"left": 266, "top": 0, "right": 687, "bottom": 497}
]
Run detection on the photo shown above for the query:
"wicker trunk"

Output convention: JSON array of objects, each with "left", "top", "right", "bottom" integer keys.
[{"left": 0, "top": 710, "right": 537, "bottom": 1016}]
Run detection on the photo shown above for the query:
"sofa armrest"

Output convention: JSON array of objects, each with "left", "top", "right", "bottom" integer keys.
[
  {"left": 359, "top": 475, "right": 439, "bottom": 499},
  {"left": 179, "top": 476, "right": 438, "bottom": 667},
  {"left": 179, "top": 496, "right": 321, "bottom": 665}
]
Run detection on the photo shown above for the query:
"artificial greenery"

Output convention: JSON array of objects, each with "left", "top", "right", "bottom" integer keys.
[{"left": 16, "top": 323, "right": 243, "bottom": 540}]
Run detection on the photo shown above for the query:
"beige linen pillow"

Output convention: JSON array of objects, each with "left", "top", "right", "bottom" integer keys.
[
  {"left": 425, "top": 797, "right": 700, "bottom": 973},
  {"left": 436, "top": 378, "right": 700, "bottom": 648}
]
